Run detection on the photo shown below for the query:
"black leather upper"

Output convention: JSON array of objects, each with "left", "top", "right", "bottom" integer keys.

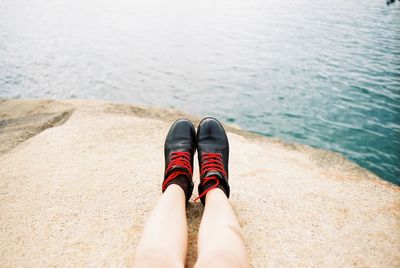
[
  {"left": 197, "top": 117, "right": 230, "bottom": 202},
  {"left": 164, "top": 119, "right": 196, "bottom": 170},
  {"left": 163, "top": 119, "right": 196, "bottom": 201}
]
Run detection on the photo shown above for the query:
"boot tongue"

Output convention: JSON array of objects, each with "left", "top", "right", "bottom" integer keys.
[
  {"left": 204, "top": 170, "right": 224, "bottom": 180},
  {"left": 167, "top": 165, "right": 190, "bottom": 176}
]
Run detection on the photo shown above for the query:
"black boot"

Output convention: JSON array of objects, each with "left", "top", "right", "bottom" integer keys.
[
  {"left": 162, "top": 119, "right": 196, "bottom": 202},
  {"left": 195, "top": 117, "right": 230, "bottom": 205}
]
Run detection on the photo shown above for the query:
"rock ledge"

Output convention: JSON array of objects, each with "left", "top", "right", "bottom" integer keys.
[{"left": 0, "top": 99, "right": 399, "bottom": 267}]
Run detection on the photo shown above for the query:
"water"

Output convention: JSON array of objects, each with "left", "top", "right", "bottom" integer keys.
[{"left": 0, "top": 0, "right": 399, "bottom": 184}]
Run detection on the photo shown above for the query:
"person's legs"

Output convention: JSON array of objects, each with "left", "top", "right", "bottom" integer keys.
[
  {"left": 132, "top": 185, "right": 187, "bottom": 268},
  {"left": 133, "top": 119, "right": 196, "bottom": 267},
  {"left": 194, "top": 117, "right": 248, "bottom": 268},
  {"left": 195, "top": 188, "right": 248, "bottom": 268}
]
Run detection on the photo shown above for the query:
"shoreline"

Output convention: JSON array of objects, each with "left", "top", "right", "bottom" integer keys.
[{"left": 0, "top": 98, "right": 394, "bottom": 187}]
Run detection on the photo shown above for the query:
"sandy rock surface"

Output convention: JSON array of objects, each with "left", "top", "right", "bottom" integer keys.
[{"left": 0, "top": 99, "right": 399, "bottom": 267}]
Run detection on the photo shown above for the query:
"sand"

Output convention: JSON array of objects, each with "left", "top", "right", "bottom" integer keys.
[{"left": 0, "top": 99, "right": 399, "bottom": 267}]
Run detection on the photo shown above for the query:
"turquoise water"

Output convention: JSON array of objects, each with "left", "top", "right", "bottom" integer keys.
[{"left": 1, "top": 0, "right": 399, "bottom": 184}]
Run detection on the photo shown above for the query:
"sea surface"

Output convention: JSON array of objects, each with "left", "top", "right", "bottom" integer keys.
[{"left": 0, "top": 0, "right": 399, "bottom": 184}]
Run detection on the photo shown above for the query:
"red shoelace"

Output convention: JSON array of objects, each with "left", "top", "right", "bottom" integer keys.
[
  {"left": 194, "top": 152, "right": 227, "bottom": 202},
  {"left": 162, "top": 151, "right": 192, "bottom": 192}
]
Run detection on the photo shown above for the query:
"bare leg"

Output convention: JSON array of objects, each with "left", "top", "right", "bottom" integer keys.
[
  {"left": 132, "top": 185, "right": 187, "bottom": 268},
  {"left": 195, "top": 188, "right": 248, "bottom": 268}
]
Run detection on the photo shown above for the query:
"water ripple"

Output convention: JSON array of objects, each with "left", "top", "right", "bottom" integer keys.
[{"left": 0, "top": 0, "right": 399, "bottom": 184}]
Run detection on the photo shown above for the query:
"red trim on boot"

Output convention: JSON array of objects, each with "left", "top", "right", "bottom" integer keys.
[
  {"left": 194, "top": 153, "right": 226, "bottom": 202},
  {"left": 162, "top": 151, "right": 192, "bottom": 192}
]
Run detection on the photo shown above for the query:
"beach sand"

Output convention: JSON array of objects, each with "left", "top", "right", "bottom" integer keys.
[{"left": 0, "top": 99, "right": 399, "bottom": 267}]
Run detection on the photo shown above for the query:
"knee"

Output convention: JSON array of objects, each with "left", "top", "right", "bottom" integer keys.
[
  {"left": 195, "top": 250, "right": 247, "bottom": 268},
  {"left": 132, "top": 249, "right": 184, "bottom": 268}
]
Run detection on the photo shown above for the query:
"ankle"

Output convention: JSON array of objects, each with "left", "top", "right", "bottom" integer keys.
[
  {"left": 205, "top": 187, "right": 226, "bottom": 200},
  {"left": 163, "top": 184, "right": 185, "bottom": 194},
  {"left": 163, "top": 175, "right": 193, "bottom": 202}
]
